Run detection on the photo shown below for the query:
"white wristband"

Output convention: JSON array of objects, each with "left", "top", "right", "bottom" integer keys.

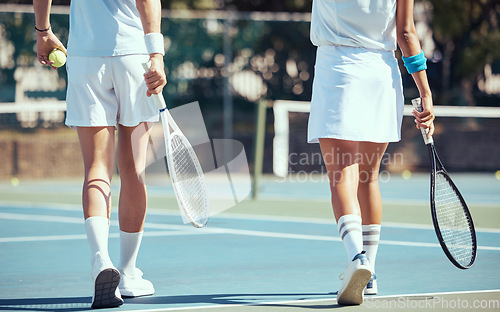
[{"left": 144, "top": 33, "right": 165, "bottom": 55}]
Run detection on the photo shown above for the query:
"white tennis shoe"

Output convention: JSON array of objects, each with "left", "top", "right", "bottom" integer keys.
[
  {"left": 119, "top": 268, "right": 155, "bottom": 297},
  {"left": 337, "top": 251, "right": 372, "bottom": 306},
  {"left": 91, "top": 252, "right": 123, "bottom": 309}
]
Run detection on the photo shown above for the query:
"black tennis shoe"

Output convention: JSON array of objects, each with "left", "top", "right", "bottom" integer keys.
[{"left": 91, "top": 268, "right": 124, "bottom": 309}]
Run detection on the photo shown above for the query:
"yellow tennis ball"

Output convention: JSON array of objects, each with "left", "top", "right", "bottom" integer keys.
[
  {"left": 402, "top": 169, "right": 412, "bottom": 180},
  {"left": 11, "top": 177, "right": 19, "bottom": 187},
  {"left": 495, "top": 170, "right": 500, "bottom": 180},
  {"left": 49, "top": 48, "right": 66, "bottom": 68}
]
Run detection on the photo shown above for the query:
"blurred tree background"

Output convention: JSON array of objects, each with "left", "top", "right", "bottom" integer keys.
[
  {"left": 428, "top": 0, "right": 500, "bottom": 106},
  {"left": 0, "top": 0, "right": 499, "bottom": 177},
  {"left": 1, "top": 0, "right": 498, "bottom": 107},
  {"left": 3, "top": 0, "right": 314, "bottom": 11}
]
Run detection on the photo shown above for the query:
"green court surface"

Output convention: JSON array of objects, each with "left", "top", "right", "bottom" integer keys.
[
  {"left": 0, "top": 173, "right": 499, "bottom": 311},
  {"left": 1, "top": 173, "right": 499, "bottom": 229},
  {"left": 150, "top": 290, "right": 500, "bottom": 312}
]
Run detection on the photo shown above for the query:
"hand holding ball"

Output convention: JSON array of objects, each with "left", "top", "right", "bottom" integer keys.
[{"left": 49, "top": 48, "right": 66, "bottom": 68}]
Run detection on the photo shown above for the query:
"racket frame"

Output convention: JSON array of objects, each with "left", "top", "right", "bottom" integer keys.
[
  {"left": 427, "top": 143, "right": 477, "bottom": 269},
  {"left": 143, "top": 62, "right": 209, "bottom": 228},
  {"left": 412, "top": 98, "right": 477, "bottom": 269}
]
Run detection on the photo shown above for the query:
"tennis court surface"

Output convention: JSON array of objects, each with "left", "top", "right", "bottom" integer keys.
[{"left": 0, "top": 173, "right": 499, "bottom": 311}]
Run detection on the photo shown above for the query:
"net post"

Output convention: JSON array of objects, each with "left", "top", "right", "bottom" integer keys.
[
  {"left": 251, "top": 100, "right": 269, "bottom": 199},
  {"left": 12, "top": 140, "right": 19, "bottom": 177}
]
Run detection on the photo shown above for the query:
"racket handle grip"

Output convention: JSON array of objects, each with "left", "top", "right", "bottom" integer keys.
[
  {"left": 411, "top": 97, "right": 434, "bottom": 145},
  {"left": 142, "top": 61, "right": 167, "bottom": 110}
]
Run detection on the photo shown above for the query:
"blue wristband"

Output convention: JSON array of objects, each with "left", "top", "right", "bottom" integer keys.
[{"left": 402, "top": 50, "right": 427, "bottom": 74}]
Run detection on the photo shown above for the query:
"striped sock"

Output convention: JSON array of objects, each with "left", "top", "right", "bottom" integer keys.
[
  {"left": 362, "top": 224, "right": 381, "bottom": 273},
  {"left": 337, "top": 214, "right": 363, "bottom": 262}
]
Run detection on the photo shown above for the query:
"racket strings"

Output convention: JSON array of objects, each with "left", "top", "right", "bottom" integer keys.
[
  {"left": 434, "top": 171, "right": 474, "bottom": 267},
  {"left": 170, "top": 135, "right": 209, "bottom": 225}
]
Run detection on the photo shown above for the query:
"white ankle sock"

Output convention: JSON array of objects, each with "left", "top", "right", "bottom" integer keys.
[
  {"left": 337, "top": 214, "right": 363, "bottom": 262},
  {"left": 85, "top": 216, "right": 113, "bottom": 268},
  {"left": 119, "top": 231, "right": 143, "bottom": 277},
  {"left": 362, "top": 224, "right": 381, "bottom": 273}
]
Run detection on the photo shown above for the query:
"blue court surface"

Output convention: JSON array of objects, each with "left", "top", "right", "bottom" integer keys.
[{"left": 0, "top": 173, "right": 499, "bottom": 311}]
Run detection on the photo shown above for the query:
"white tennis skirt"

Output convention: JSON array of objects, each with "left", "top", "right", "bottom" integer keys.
[{"left": 308, "top": 45, "right": 404, "bottom": 143}]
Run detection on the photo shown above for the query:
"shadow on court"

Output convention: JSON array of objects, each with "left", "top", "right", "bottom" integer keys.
[
  {"left": 0, "top": 297, "right": 90, "bottom": 311},
  {"left": 2, "top": 289, "right": 499, "bottom": 312},
  {"left": 126, "top": 292, "right": 336, "bottom": 307},
  {"left": 0, "top": 292, "right": 338, "bottom": 311}
]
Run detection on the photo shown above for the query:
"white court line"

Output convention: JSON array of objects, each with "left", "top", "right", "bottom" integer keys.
[
  {"left": 0, "top": 212, "right": 83, "bottom": 224},
  {"left": 0, "top": 234, "right": 87, "bottom": 243},
  {"left": 205, "top": 227, "right": 500, "bottom": 251},
  {"left": 0, "top": 211, "right": 191, "bottom": 230},
  {"left": 120, "top": 289, "right": 500, "bottom": 312},
  {"left": 0, "top": 212, "right": 203, "bottom": 230},
  {"left": 1, "top": 212, "right": 500, "bottom": 251},
  {"left": 0, "top": 231, "right": 207, "bottom": 243},
  {"left": 361, "top": 288, "right": 500, "bottom": 299},
  {"left": 0, "top": 201, "right": 82, "bottom": 211},
  {"left": 2, "top": 200, "right": 500, "bottom": 233}
]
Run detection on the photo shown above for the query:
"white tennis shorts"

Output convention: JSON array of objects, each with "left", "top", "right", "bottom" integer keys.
[
  {"left": 308, "top": 45, "right": 404, "bottom": 143},
  {"left": 65, "top": 54, "right": 159, "bottom": 128}
]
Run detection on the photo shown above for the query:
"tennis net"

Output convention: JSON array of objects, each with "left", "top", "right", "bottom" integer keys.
[{"left": 272, "top": 100, "right": 500, "bottom": 177}]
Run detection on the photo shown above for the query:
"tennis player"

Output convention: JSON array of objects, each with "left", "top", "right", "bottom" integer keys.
[
  {"left": 308, "top": 0, "right": 434, "bottom": 305},
  {"left": 34, "top": 0, "right": 166, "bottom": 309}
]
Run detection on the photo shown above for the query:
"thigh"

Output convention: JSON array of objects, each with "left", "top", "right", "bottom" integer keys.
[
  {"left": 319, "top": 138, "right": 359, "bottom": 167},
  {"left": 358, "top": 142, "right": 388, "bottom": 181},
  {"left": 116, "top": 122, "right": 153, "bottom": 177},
  {"left": 319, "top": 138, "right": 362, "bottom": 219},
  {"left": 319, "top": 138, "right": 360, "bottom": 184},
  {"left": 77, "top": 126, "right": 116, "bottom": 177}
]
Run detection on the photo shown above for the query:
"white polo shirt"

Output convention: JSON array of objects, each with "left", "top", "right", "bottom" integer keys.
[
  {"left": 67, "top": 0, "right": 148, "bottom": 56},
  {"left": 310, "top": 0, "right": 398, "bottom": 51}
]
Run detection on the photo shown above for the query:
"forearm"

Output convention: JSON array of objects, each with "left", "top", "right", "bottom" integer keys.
[
  {"left": 136, "top": 0, "right": 166, "bottom": 96},
  {"left": 33, "top": 0, "right": 52, "bottom": 30},
  {"left": 411, "top": 70, "right": 432, "bottom": 99},
  {"left": 136, "top": 0, "right": 162, "bottom": 34}
]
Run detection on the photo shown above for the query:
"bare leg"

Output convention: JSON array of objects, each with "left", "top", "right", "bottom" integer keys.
[
  {"left": 320, "top": 138, "right": 372, "bottom": 305},
  {"left": 357, "top": 142, "right": 388, "bottom": 225},
  {"left": 319, "top": 138, "right": 361, "bottom": 221},
  {"left": 115, "top": 123, "right": 155, "bottom": 297},
  {"left": 78, "top": 126, "right": 123, "bottom": 308},
  {"left": 77, "top": 126, "right": 116, "bottom": 219},
  {"left": 117, "top": 122, "right": 152, "bottom": 233},
  {"left": 357, "top": 141, "right": 387, "bottom": 289}
]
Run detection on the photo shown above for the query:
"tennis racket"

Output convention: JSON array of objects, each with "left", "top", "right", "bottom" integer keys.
[
  {"left": 412, "top": 98, "right": 477, "bottom": 269},
  {"left": 143, "top": 62, "right": 209, "bottom": 228}
]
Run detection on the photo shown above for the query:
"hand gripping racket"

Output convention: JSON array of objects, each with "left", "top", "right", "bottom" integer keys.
[
  {"left": 143, "top": 62, "right": 209, "bottom": 228},
  {"left": 412, "top": 98, "right": 477, "bottom": 269}
]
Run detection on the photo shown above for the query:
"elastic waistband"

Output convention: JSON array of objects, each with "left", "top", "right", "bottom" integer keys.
[{"left": 317, "top": 45, "right": 396, "bottom": 64}]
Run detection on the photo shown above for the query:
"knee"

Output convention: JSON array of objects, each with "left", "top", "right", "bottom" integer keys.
[
  {"left": 118, "top": 158, "right": 142, "bottom": 177},
  {"left": 85, "top": 161, "right": 114, "bottom": 180},
  {"left": 359, "top": 169, "right": 379, "bottom": 185},
  {"left": 328, "top": 168, "right": 358, "bottom": 190}
]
